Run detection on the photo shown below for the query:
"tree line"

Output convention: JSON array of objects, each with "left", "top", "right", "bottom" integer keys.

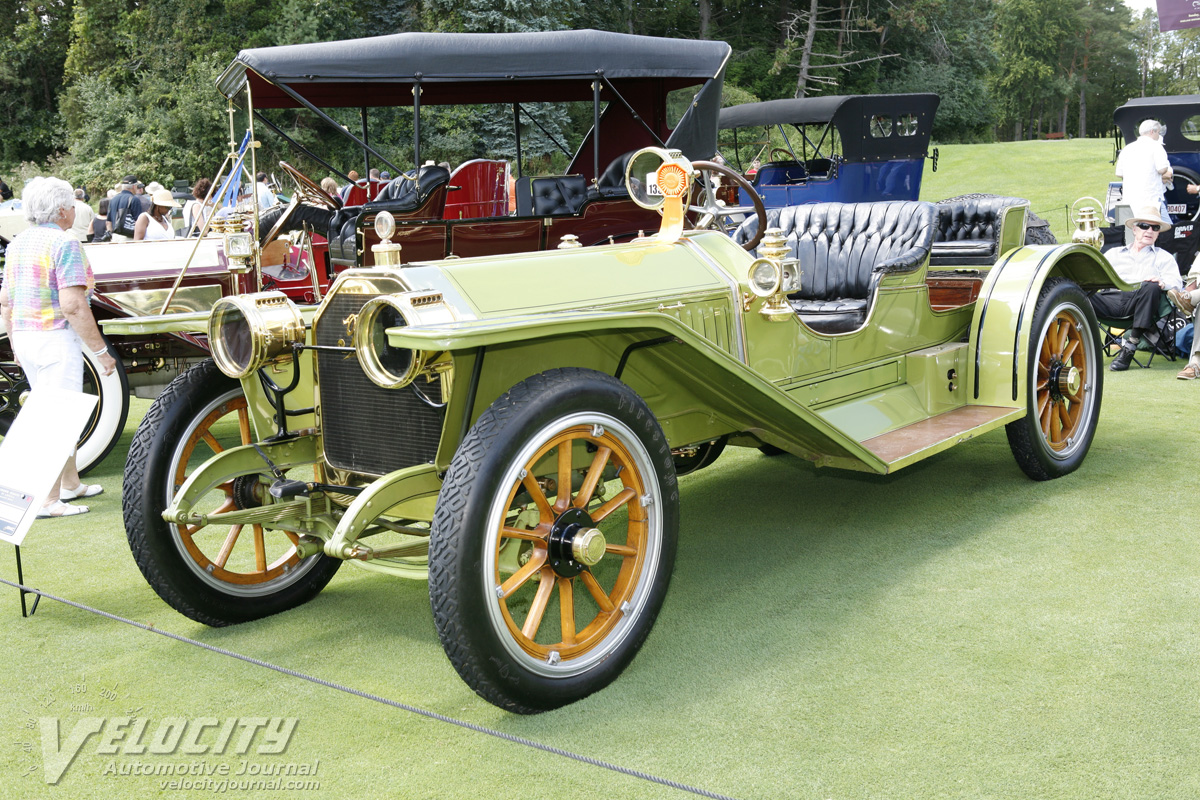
[{"left": 0, "top": 0, "right": 1191, "bottom": 194}]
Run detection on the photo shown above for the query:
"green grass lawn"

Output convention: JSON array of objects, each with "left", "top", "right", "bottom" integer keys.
[
  {"left": 920, "top": 137, "right": 1118, "bottom": 243},
  {"left": 3, "top": 354, "right": 1199, "bottom": 799}
]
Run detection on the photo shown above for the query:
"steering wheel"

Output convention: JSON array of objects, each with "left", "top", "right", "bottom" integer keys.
[
  {"left": 279, "top": 161, "right": 341, "bottom": 210},
  {"left": 688, "top": 160, "right": 768, "bottom": 251},
  {"left": 770, "top": 147, "right": 794, "bottom": 162},
  {"left": 262, "top": 161, "right": 343, "bottom": 246}
]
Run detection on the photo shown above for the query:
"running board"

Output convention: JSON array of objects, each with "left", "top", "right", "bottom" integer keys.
[{"left": 861, "top": 405, "right": 1022, "bottom": 473}]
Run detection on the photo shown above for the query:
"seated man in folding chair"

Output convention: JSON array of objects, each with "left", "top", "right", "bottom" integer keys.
[{"left": 1090, "top": 206, "right": 1183, "bottom": 371}]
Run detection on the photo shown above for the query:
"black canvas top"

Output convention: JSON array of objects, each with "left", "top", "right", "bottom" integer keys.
[
  {"left": 719, "top": 94, "right": 939, "bottom": 163},
  {"left": 1114, "top": 95, "right": 1200, "bottom": 152},
  {"left": 218, "top": 29, "right": 731, "bottom": 108},
  {"left": 719, "top": 94, "right": 939, "bottom": 130}
]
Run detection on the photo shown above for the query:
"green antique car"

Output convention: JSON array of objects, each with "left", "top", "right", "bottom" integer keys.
[{"left": 117, "top": 147, "right": 1120, "bottom": 713}]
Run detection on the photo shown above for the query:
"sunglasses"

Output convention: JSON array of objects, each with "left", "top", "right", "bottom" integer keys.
[{"left": 1134, "top": 222, "right": 1159, "bottom": 231}]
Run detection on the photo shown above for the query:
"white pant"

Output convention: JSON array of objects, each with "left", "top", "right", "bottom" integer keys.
[{"left": 11, "top": 327, "right": 84, "bottom": 392}]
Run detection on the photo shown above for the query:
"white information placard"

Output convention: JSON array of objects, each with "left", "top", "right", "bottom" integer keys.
[{"left": 0, "top": 387, "right": 98, "bottom": 546}]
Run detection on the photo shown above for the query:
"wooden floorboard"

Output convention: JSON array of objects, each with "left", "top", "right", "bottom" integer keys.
[{"left": 861, "top": 405, "right": 1015, "bottom": 463}]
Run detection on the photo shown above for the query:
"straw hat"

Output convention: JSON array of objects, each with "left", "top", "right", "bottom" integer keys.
[
  {"left": 1125, "top": 205, "right": 1171, "bottom": 233},
  {"left": 151, "top": 188, "right": 180, "bottom": 209}
]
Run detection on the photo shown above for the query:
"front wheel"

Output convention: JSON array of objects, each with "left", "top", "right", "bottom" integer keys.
[
  {"left": 429, "top": 368, "right": 679, "bottom": 713},
  {"left": 123, "top": 359, "right": 340, "bottom": 626},
  {"left": 1006, "top": 278, "right": 1102, "bottom": 480}
]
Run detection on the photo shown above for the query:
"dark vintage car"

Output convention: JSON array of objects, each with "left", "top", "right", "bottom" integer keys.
[
  {"left": 0, "top": 30, "right": 732, "bottom": 472},
  {"left": 1108, "top": 94, "right": 1200, "bottom": 271}
]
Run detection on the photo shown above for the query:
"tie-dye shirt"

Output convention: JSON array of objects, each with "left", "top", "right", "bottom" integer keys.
[{"left": 3, "top": 223, "right": 94, "bottom": 331}]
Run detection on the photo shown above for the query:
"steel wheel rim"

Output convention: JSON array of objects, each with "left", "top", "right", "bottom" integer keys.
[
  {"left": 1034, "top": 303, "right": 1095, "bottom": 459},
  {"left": 166, "top": 387, "right": 319, "bottom": 595},
  {"left": 482, "top": 412, "right": 663, "bottom": 678}
]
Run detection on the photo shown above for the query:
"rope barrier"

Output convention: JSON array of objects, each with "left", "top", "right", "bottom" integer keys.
[{"left": 0, "top": 575, "right": 742, "bottom": 800}]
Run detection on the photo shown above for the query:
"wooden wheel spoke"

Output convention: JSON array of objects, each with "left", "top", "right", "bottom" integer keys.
[
  {"left": 253, "top": 525, "right": 267, "bottom": 572},
  {"left": 1062, "top": 338, "right": 1080, "bottom": 364},
  {"left": 214, "top": 525, "right": 242, "bottom": 568},
  {"left": 604, "top": 543, "right": 637, "bottom": 557},
  {"left": 1036, "top": 377, "right": 1049, "bottom": 391},
  {"left": 579, "top": 569, "right": 616, "bottom": 614},
  {"left": 502, "top": 526, "right": 546, "bottom": 542},
  {"left": 521, "top": 473, "right": 554, "bottom": 523},
  {"left": 558, "top": 578, "right": 576, "bottom": 646},
  {"left": 574, "top": 446, "right": 611, "bottom": 509},
  {"left": 520, "top": 569, "right": 556, "bottom": 640},
  {"left": 592, "top": 487, "right": 636, "bottom": 523},
  {"left": 200, "top": 430, "right": 225, "bottom": 455},
  {"left": 499, "top": 548, "right": 547, "bottom": 598},
  {"left": 1039, "top": 396, "right": 1052, "bottom": 436},
  {"left": 554, "top": 440, "right": 573, "bottom": 512},
  {"left": 237, "top": 406, "right": 252, "bottom": 445}
]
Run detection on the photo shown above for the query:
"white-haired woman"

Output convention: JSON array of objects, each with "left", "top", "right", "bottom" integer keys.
[{"left": 0, "top": 177, "right": 117, "bottom": 517}]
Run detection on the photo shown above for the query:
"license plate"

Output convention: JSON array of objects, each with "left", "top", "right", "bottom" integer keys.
[{"left": 1168, "top": 204, "right": 1187, "bottom": 214}]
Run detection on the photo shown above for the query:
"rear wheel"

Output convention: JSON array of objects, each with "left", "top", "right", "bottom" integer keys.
[
  {"left": 0, "top": 338, "right": 127, "bottom": 474},
  {"left": 123, "top": 359, "right": 340, "bottom": 625},
  {"left": 429, "top": 368, "right": 679, "bottom": 713},
  {"left": 1006, "top": 278, "right": 1102, "bottom": 480}
]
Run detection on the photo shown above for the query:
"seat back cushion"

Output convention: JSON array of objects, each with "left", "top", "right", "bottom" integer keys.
[
  {"left": 531, "top": 175, "right": 588, "bottom": 216},
  {"left": 734, "top": 201, "right": 935, "bottom": 302},
  {"left": 931, "top": 195, "right": 1028, "bottom": 265}
]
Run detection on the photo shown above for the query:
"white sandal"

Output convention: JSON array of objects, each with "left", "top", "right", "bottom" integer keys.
[
  {"left": 36, "top": 500, "right": 90, "bottom": 518},
  {"left": 60, "top": 483, "right": 103, "bottom": 500}
]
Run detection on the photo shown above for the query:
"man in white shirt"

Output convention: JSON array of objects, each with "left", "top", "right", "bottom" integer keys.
[
  {"left": 1091, "top": 206, "right": 1183, "bottom": 371},
  {"left": 256, "top": 172, "right": 277, "bottom": 210},
  {"left": 1116, "top": 119, "right": 1173, "bottom": 222},
  {"left": 70, "top": 189, "right": 94, "bottom": 242}
]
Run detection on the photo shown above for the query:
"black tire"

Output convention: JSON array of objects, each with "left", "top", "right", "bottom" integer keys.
[
  {"left": 429, "top": 368, "right": 679, "bottom": 713},
  {"left": 672, "top": 436, "right": 727, "bottom": 476},
  {"left": 1024, "top": 211, "right": 1057, "bottom": 245},
  {"left": 1005, "top": 278, "right": 1102, "bottom": 481},
  {"left": 123, "top": 359, "right": 340, "bottom": 626},
  {"left": 77, "top": 338, "right": 130, "bottom": 475},
  {"left": 257, "top": 203, "right": 336, "bottom": 245}
]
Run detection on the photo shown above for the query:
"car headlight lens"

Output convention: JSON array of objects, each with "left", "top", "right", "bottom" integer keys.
[
  {"left": 225, "top": 231, "right": 254, "bottom": 259},
  {"left": 748, "top": 258, "right": 782, "bottom": 297},
  {"left": 355, "top": 296, "right": 427, "bottom": 388},
  {"left": 208, "top": 291, "right": 305, "bottom": 378}
]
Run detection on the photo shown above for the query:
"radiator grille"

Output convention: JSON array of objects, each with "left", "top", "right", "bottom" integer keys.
[{"left": 315, "top": 289, "right": 445, "bottom": 476}]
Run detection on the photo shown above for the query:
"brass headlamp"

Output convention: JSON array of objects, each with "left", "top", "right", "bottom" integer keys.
[
  {"left": 749, "top": 228, "right": 800, "bottom": 321},
  {"left": 208, "top": 291, "right": 305, "bottom": 379},
  {"left": 213, "top": 212, "right": 255, "bottom": 273},
  {"left": 354, "top": 292, "right": 455, "bottom": 389}
]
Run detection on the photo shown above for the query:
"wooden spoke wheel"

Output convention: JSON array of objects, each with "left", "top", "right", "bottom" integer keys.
[
  {"left": 429, "top": 368, "right": 678, "bottom": 713},
  {"left": 688, "top": 160, "right": 767, "bottom": 250},
  {"left": 123, "top": 360, "right": 339, "bottom": 626},
  {"left": 1006, "top": 278, "right": 1102, "bottom": 480}
]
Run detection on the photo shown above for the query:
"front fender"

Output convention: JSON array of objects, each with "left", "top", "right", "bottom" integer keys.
[
  {"left": 968, "top": 243, "right": 1121, "bottom": 409},
  {"left": 400, "top": 309, "right": 890, "bottom": 474}
]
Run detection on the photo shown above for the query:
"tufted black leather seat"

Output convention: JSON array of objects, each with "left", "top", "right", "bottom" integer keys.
[
  {"left": 530, "top": 175, "right": 588, "bottom": 216},
  {"left": 733, "top": 201, "right": 935, "bottom": 333},
  {"left": 326, "top": 166, "right": 451, "bottom": 263},
  {"left": 931, "top": 195, "right": 1028, "bottom": 267}
]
